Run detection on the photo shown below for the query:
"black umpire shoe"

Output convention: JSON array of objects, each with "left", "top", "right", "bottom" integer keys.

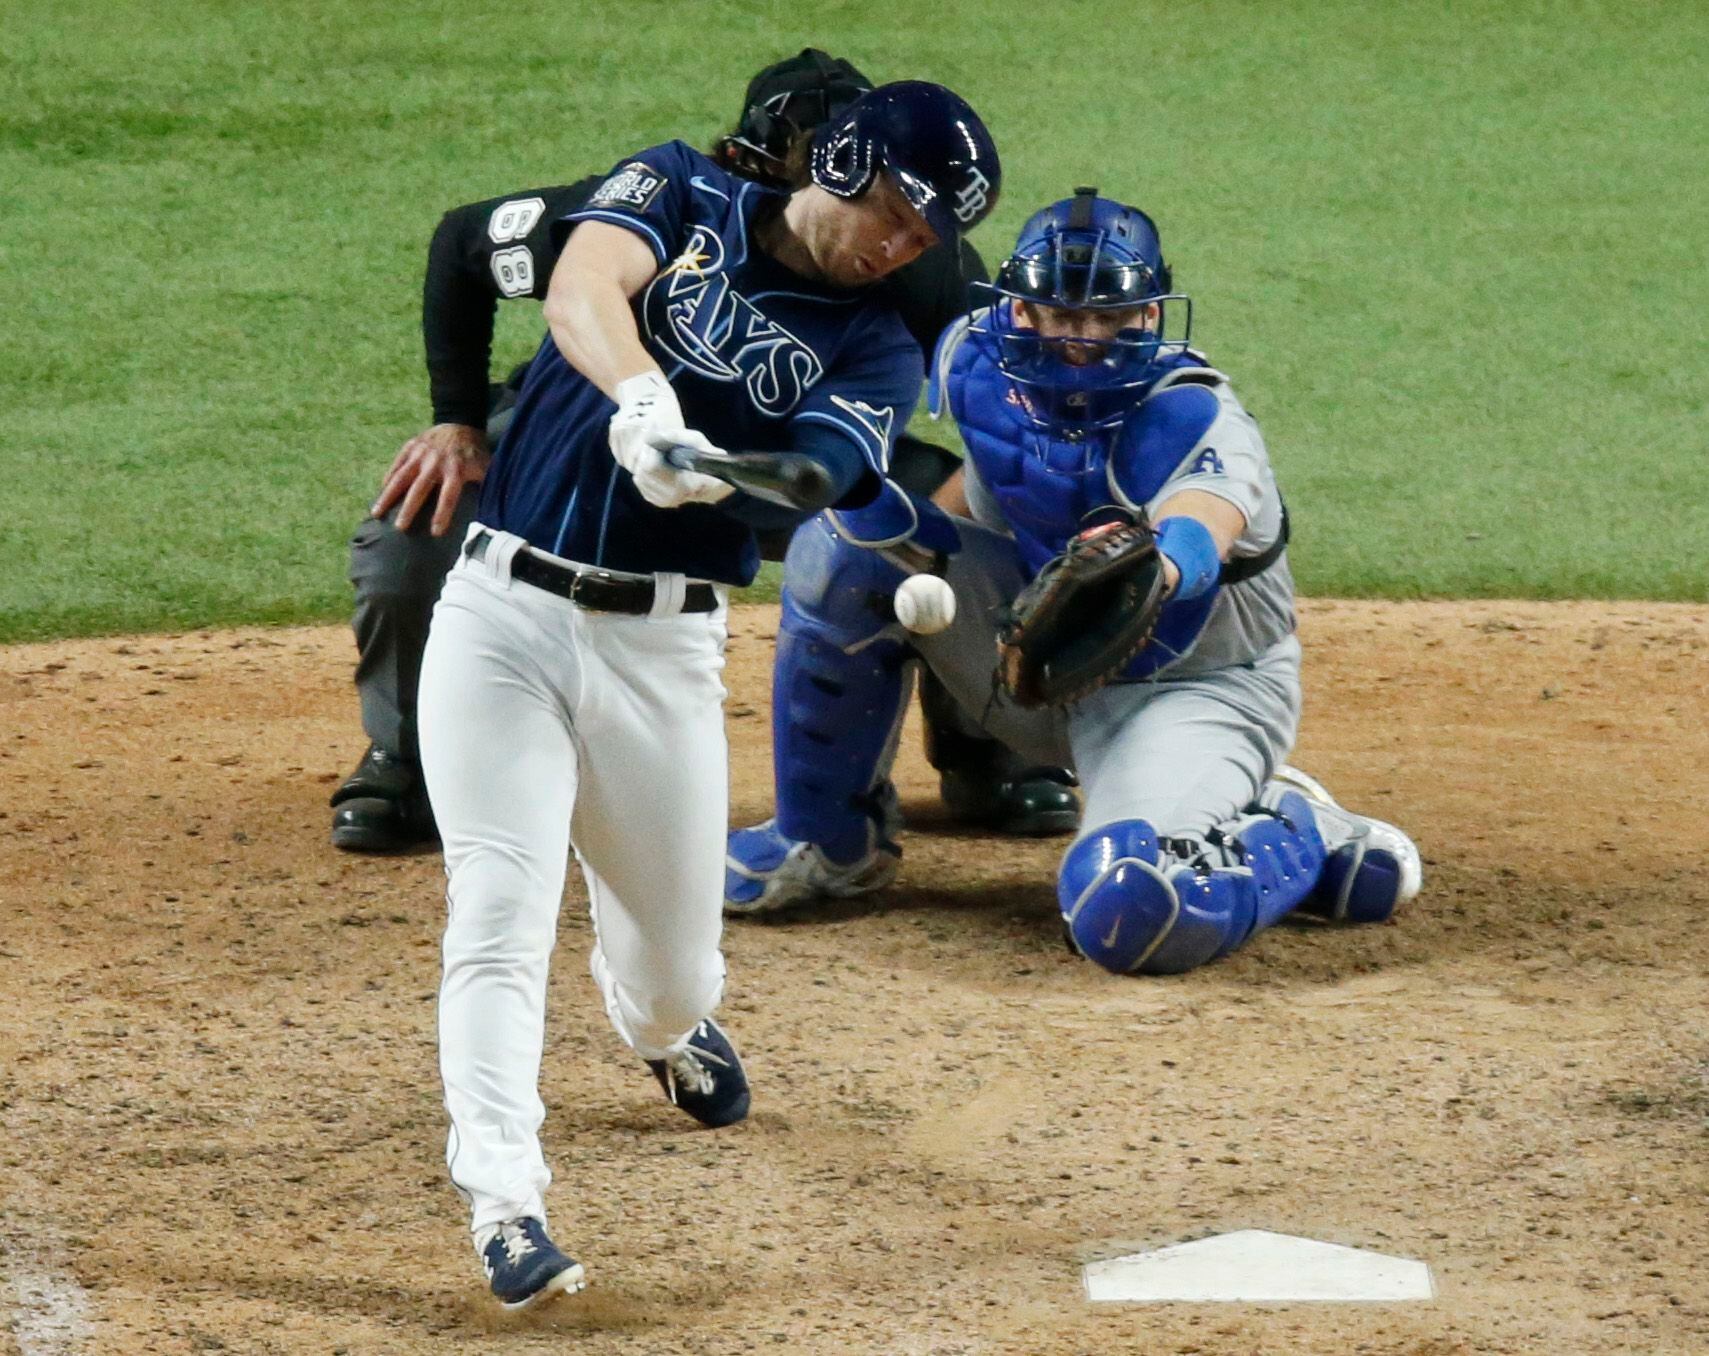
[
  {"left": 329, "top": 743, "right": 438, "bottom": 852},
  {"left": 939, "top": 766, "right": 1081, "bottom": 836}
]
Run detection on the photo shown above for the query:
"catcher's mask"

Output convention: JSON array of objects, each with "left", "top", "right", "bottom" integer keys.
[
  {"left": 977, "top": 187, "right": 1192, "bottom": 439},
  {"left": 717, "top": 49, "right": 873, "bottom": 188},
  {"left": 809, "top": 81, "right": 1001, "bottom": 246}
]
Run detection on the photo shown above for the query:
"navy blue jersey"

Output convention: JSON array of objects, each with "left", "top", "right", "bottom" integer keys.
[{"left": 477, "top": 141, "right": 925, "bottom": 586}]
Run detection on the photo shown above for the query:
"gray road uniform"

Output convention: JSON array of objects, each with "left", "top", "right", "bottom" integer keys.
[
  {"left": 729, "top": 313, "right": 1418, "bottom": 973},
  {"left": 933, "top": 361, "right": 1300, "bottom": 810}
]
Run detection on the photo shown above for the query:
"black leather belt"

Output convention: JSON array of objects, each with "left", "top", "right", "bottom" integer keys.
[{"left": 463, "top": 530, "right": 718, "bottom": 614}]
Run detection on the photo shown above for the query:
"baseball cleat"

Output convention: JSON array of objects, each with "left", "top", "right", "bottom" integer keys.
[
  {"left": 723, "top": 821, "right": 899, "bottom": 915},
  {"left": 477, "top": 1217, "right": 586, "bottom": 1308},
  {"left": 1268, "top": 765, "right": 1423, "bottom": 922},
  {"left": 647, "top": 1018, "right": 751, "bottom": 1127},
  {"left": 939, "top": 766, "right": 1080, "bottom": 836}
]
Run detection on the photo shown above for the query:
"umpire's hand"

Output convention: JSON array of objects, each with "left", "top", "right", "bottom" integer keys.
[{"left": 372, "top": 423, "right": 492, "bottom": 536}]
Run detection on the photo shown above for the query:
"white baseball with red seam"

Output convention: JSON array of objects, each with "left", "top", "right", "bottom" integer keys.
[{"left": 894, "top": 574, "right": 956, "bottom": 635}]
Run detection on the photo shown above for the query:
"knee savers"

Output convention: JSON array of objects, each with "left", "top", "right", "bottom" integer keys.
[
  {"left": 771, "top": 518, "right": 914, "bottom": 861},
  {"left": 1058, "top": 792, "right": 1329, "bottom": 976}
]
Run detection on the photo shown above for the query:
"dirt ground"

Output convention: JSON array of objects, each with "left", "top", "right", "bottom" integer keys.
[{"left": 1, "top": 599, "right": 1705, "bottom": 1356}]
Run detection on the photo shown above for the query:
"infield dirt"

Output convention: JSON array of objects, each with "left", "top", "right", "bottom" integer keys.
[{"left": 2, "top": 600, "right": 1705, "bottom": 1355}]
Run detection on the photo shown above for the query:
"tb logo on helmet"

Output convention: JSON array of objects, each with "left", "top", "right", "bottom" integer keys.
[{"left": 954, "top": 168, "right": 993, "bottom": 225}]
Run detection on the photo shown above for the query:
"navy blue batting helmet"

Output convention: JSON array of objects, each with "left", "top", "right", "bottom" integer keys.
[
  {"left": 809, "top": 81, "right": 1001, "bottom": 243},
  {"left": 982, "top": 187, "right": 1192, "bottom": 437}
]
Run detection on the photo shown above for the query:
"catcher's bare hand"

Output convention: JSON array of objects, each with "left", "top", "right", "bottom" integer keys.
[{"left": 372, "top": 423, "right": 492, "bottom": 536}]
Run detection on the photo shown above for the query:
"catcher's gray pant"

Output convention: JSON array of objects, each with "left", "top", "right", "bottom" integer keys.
[
  {"left": 911, "top": 520, "right": 1302, "bottom": 838},
  {"left": 419, "top": 530, "right": 731, "bottom": 1233}
]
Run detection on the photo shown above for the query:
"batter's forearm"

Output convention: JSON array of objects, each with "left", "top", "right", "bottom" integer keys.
[
  {"left": 544, "top": 273, "right": 657, "bottom": 396},
  {"left": 543, "top": 224, "right": 662, "bottom": 399}
]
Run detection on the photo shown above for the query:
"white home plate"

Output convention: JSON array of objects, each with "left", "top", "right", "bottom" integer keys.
[{"left": 1083, "top": 1230, "right": 1435, "bottom": 1303}]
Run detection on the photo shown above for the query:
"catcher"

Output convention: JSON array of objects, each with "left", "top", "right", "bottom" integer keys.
[{"left": 725, "top": 188, "right": 1423, "bottom": 973}]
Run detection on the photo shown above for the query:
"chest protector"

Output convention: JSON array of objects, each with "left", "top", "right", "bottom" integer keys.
[{"left": 947, "top": 326, "right": 1231, "bottom": 678}]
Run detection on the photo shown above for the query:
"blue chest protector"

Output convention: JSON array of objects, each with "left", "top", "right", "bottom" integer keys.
[{"left": 941, "top": 323, "right": 1225, "bottom": 678}]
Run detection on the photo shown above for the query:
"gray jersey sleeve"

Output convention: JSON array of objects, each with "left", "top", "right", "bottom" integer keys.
[
  {"left": 1144, "top": 373, "right": 1296, "bottom": 675},
  {"left": 1142, "top": 373, "right": 1284, "bottom": 560}
]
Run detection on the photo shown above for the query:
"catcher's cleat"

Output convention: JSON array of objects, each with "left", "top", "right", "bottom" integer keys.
[
  {"left": 329, "top": 744, "right": 437, "bottom": 852},
  {"left": 939, "top": 766, "right": 1080, "bottom": 836},
  {"left": 724, "top": 782, "right": 901, "bottom": 915},
  {"left": 647, "top": 1019, "right": 751, "bottom": 1128},
  {"left": 723, "top": 821, "right": 899, "bottom": 915},
  {"left": 1266, "top": 765, "right": 1422, "bottom": 923},
  {"left": 477, "top": 1217, "right": 585, "bottom": 1308}
]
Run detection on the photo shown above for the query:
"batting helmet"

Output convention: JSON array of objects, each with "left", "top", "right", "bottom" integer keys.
[
  {"left": 983, "top": 187, "right": 1192, "bottom": 438},
  {"left": 809, "top": 81, "right": 1001, "bottom": 243},
  {"left": 717, "top": 49, "right": 874, "bottom": 187}
]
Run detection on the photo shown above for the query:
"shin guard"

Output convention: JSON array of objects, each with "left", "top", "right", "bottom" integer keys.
[
  {"left": 1058, "top": 791, "right": 1329, "bottom": 976},
  {"left": 771, "top": 518, "right": 914, "bottom": 864}
]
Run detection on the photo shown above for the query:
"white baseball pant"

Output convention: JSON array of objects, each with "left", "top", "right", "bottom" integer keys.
[{"left": 418, "top": 527, "right": 731, "bottom": 1233}]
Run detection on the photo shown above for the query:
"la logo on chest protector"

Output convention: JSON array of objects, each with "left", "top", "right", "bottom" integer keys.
[{"left": 644, "top": 226, "right": 824, "bottom": 415}]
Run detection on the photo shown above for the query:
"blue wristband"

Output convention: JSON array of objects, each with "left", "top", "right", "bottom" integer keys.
[{"left": 1155, "top": 515, "right": 1221, "bottom": 601}]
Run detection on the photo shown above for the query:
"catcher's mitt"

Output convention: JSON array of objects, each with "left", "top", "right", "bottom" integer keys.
[{"left": 996, "top": 519, "right": 1169, "bottom": 708}]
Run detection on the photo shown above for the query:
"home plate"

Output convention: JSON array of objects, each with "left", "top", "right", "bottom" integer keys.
[{"left": 1083, "top": 1230, "right": 1435, "bottom": 1303}]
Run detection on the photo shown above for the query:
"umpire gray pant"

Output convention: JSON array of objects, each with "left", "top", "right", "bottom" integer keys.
[{"left": 347, "top": 489, "right": 479, "bottom": 763}]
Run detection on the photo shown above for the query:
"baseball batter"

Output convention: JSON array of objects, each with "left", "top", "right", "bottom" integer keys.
[
  {"left": 417, "top": 83, "right": 1001, "bottom": 1306},
  {"left": 331, "top": 52, "right": 1071, "bottom": 853},
  {"left": 727, "top": 189, "right": 1423, "bottom": 973}
]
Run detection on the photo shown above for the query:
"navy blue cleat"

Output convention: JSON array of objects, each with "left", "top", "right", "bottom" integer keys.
[
  {"left": 478, "top": 1217, "right": 586, "bottom": 1308},
  {"left": 647, "top": 1018, "right": 751, "bottom": 1128}
]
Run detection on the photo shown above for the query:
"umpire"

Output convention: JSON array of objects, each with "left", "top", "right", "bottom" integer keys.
[{"left": 332, "top": 49, "right": 1078, "bottom": 851}]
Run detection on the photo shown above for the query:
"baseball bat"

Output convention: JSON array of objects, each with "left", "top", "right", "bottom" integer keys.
[{"left": 662, "top": 444, "right": 837, "bottom": 512}]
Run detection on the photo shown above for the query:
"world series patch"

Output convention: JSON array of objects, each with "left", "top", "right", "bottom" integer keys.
[{"left": 589, "top": 163, "right": 667, "bottom": 211}]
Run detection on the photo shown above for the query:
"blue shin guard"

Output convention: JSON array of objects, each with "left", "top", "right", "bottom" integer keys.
[
  {"left": 769, "top": 517, "right": 914, "bottom": 864},
  {"left": 1057, "top": 790, "right": 1329, "bottom": 975}
]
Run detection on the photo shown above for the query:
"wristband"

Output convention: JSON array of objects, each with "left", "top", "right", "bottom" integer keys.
[{"left": 1155, "top": 515, "right": 1221, "bottom": 601}]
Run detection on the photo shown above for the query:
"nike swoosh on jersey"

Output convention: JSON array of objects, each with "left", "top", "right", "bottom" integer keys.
[{"left": 690, "top": 175, "right": 731, "bottom": 200}]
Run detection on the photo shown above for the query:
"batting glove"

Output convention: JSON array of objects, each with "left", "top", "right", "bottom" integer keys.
[
  {"left": 609, "top": 370, "right": 684, "bottom": 475},
  {"left": 634, "top": 429, "right": 735, "bottom": 510},
  {"left": 609, "top": 373, "right": 733, "bottom": 510}
]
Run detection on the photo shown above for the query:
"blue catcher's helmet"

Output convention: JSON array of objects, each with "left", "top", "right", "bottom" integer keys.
[
  {"left": 982, "top": 186, "right": 1192, "bottom": 439},
  {"left": 810, "top": 81, "right": 1001, "bottom": 244}
]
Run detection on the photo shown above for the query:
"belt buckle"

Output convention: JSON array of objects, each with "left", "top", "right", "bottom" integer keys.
[{"left": 569, "top": 567, "right": 617, "bottom": 610}]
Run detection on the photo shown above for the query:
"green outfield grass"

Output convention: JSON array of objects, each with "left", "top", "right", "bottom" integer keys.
[{"left": 3, "top": 0, "right": 1705, "bottom": 641}]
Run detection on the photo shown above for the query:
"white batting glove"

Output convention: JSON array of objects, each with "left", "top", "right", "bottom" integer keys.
[
  {"left": 609, "top": 373, "right": 733, "bottom": 510},
  {"left": 631, "top": 430, "right": 736, "bottom": 510},
  {"left": 609, "top": 371, "right": 685, "bottom": 476}
]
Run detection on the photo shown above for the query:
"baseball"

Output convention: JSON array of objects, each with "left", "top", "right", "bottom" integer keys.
[{"left": 894, "top": 574, "right": 956, "bottom": 635}]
